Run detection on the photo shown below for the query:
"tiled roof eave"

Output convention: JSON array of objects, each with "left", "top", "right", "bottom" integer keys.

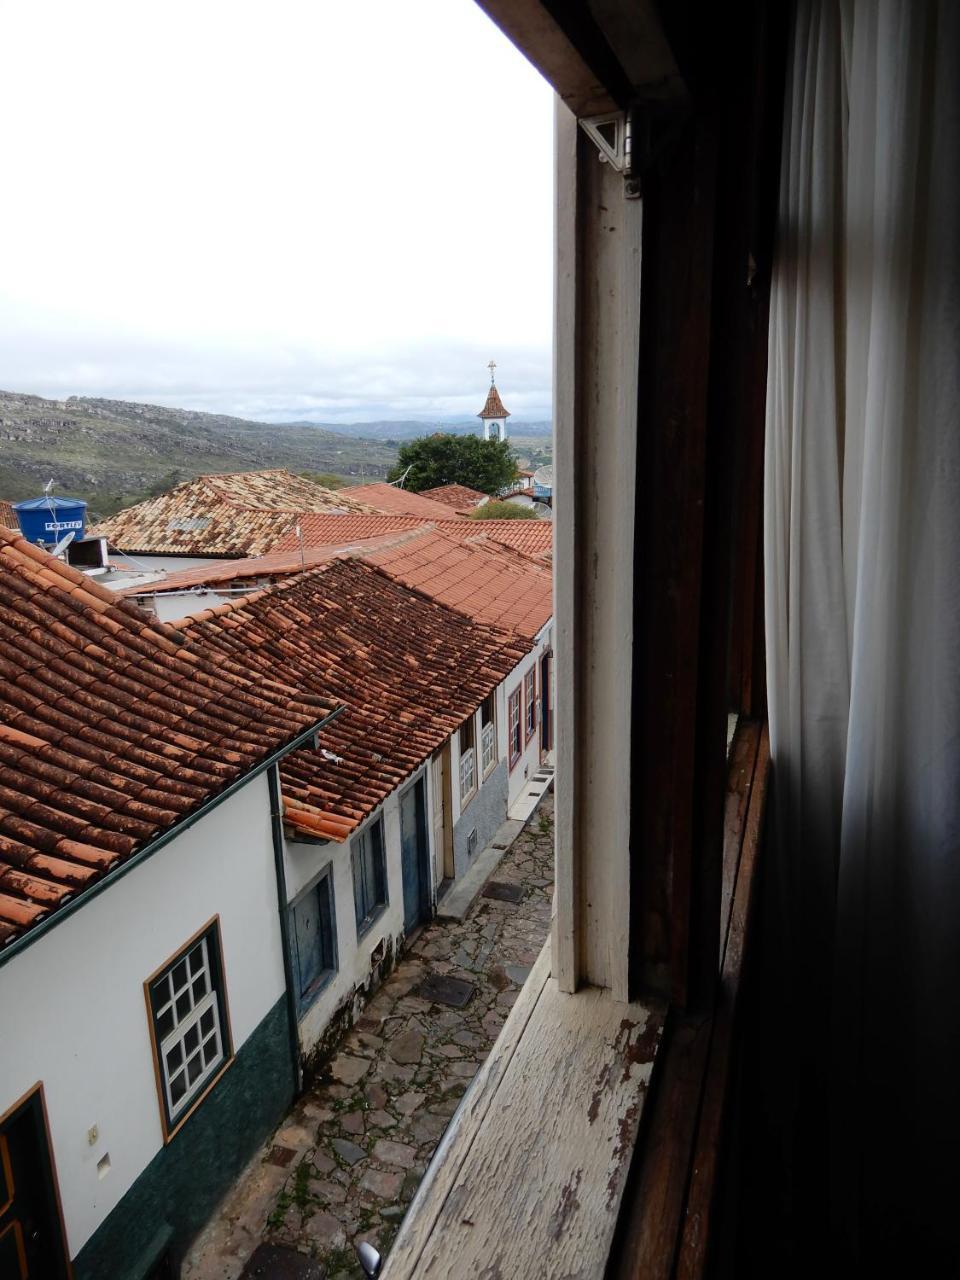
[{"left": 0, "top": 713, "right": 337, "bottom": 964}]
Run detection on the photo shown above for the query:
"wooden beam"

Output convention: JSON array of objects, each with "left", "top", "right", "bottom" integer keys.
[
  {"left": 552, "top": 100, "right": 640, "bottom": 997},
  {"left": 474, "top": 0, "right": 682, "bottom": 118},
  {"left": 630, "top": 106, "right": 720, "bottom": 1006},
  {"left": 611, "top": 720, "right": 770, "bottom": 1279},
  {"left": 676, "top": 725, "right": 770, "bottom": 1279}
]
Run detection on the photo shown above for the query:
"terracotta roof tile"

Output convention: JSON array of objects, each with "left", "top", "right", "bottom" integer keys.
[
  {"left": 271, "top": 513, "right": 553, "bottom": 562},
  {"left": 0, "top": 501, "right": 18, "bottom": 532},
  {"left": 478, "top": 385, "right": 511, "bottom": 419},
  {"left": 0, "top": 527, "right": 337, "bottom": 947},
  {"left": 421, "top": 484, "right": 489, "bottom": 513},
  {"left": 177, "top": 559, "right": 530, "bottom": 842},
  {"left": 115, "top": 533, "right": 422, "bottom": 599},
  {"left": 368, "top": 530, "right": 553, "bottom": 640},
  {"left": 345, "top": 483, "right": 457, "bottom": 519},
  {"left": 91, "top": 469, "right": 377, "bottom": 557}
]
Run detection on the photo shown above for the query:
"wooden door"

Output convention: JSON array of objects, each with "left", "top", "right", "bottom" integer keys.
[
  {"left": 400, "top": 777, "right": 430, "bottom": 932},
  {"left": 0, "top": 1086, "right": 70, "bottom": 1279}
]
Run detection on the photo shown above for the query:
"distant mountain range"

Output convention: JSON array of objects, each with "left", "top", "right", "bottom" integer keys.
[
  {"left": 282, "top": 418, "right": 553, "bottom": 441},
  {"left": 0, "top": 390, "right": 399, "bottom": 518},
  {"left": 0, "top": 390, "right": 553, "bottom": 520}
]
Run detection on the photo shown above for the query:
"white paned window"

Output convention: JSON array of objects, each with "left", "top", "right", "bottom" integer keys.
[
  {"left": 508, "top": 687, "right": 522, "bottom": 767},
  {"left": 525, "top": 669, "right": 538, "bottom": 741},
  {"left": 148, "top": 923, "right": 230, "bottom": 1134},
  {"left": 460, "top": 747, "right": 476, "bottom": 803},
  {"left": 481, "top": 722, "right": 496, "bottom": 775},
  {"left": 480, "top": 694, "right": 497, "bottom": 775},
  {"left": 459, "top": 717, "right": 477, "bottom": 803}
]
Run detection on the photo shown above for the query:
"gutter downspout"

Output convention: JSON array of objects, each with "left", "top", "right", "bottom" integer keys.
[{"left": 268, "top": 763, "right": 305, "bottom": 1095}]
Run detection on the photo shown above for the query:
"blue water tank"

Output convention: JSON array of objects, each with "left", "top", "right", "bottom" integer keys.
[{"left": 13, "top": 496, "right": 88, "bottom": 546}]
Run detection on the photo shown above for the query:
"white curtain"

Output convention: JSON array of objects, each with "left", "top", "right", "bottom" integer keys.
[{"left": 764, "top": 0, "right": 959, "bottom": 1265}]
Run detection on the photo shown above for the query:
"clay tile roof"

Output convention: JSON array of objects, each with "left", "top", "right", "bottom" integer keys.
[
  {"left": 433, "top": 519, "right": 554, "bottom": 561},
  {"left": 477, "top": 384, "right": 510, "bottom": 419},
  {"left": 91, "top": 469, "right": 377, "bottom": 558},
  {"left": 117, "top": 532, "right": 424, "bottom": 599},
  {"left": 367, "top": 530, "right": 553, "bottom": 641},
  {"left": 421, "top": 484, "right": 489, "bottom": 514},
  {"left": 0, "top": 501, "right": 18, "bottom": 532},
  {"left": 345, "top": 483, "right": 457, "bottom": 520},
  {"left": 0, "top": 527, "right": 337, "bottom": 948},
  {"left": 272, "top": 514, "right": 553, "bottom": 563},
  {"left": 270, "top": 514, "right": 427, "bottom": 552},
  {"left": 179, "top": 559, "right": 530, "bottom": 842}
]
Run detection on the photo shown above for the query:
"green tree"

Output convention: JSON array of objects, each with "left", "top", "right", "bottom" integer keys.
[
  {"left": 387, "top": 434, "right": 517, "bottom": 494},
  {"left": 470, "top": 500, "right": 539, "bottom": 521}
]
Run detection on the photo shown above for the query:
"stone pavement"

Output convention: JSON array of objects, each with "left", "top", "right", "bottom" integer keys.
[{"left": 183, "top": 792, "right": 554, "bottom": 1280}]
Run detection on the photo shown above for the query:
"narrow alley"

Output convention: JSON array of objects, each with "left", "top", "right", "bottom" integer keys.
[{"left": 184, "top": 792, "right": 554, "bottom": 1279}]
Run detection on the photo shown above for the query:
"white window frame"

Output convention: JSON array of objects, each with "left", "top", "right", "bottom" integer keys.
[
  {"left": 524, "top": 668, "right": 538, "bottom": 743},
  {"left": 480, "top": 694, "right": 497, "bottom": 776},
  {"left": 459, "top": 717, "right": 477, "bottom": 805},
  {"left": 508, "top": 686, "right": 522, "bottom": 768},
  {"left": 460, "top": 745, "right": 476, "bottom": 804},
  {"left": 146, "top": 918, "right": 232, "bottom": 1140},
  {"left": 481, "top": 719, "right": 497, "bottom": 776}
]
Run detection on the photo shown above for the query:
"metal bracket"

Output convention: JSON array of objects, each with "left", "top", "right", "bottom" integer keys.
[
  {"left": 579, "top": 109, "right": 641, "bottom": 198},
  {"left": 580, "top": 99, "right": 690, "bottom": 199},
  {"left": 580, "top": 112, "right": 627, "bottom": 171}
]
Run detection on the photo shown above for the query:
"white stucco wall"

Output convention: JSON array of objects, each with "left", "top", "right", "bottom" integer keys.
[
  {"left": 115, "top": 555, "right": 224, "bottom": 573},
  {"left": 0, "top": 773, "right": 284, "bottom": 1260},
  {"left": 283, "top": 768, "right": 433, "bottom": 1058},
  {"left": 148, "top": 589, "right": 233, "bottom": 623}
]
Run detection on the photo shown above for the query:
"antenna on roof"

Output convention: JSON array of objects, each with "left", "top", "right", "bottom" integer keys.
[
  {"left": 50, "top": 529, "right": 77, "bottom": 559},
  {"left": 296, "top": 524, "right": 305, "bottom": 574},
  {"left": 390, "top": 465, "right": 414, "bottom": 489},
  {"left": 42, "top": 478, "right": 59, "bottom": 548}
]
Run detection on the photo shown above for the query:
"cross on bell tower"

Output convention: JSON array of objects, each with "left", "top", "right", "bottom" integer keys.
[{"left": 477, "top": 362, "right": 511, "bottom": 442}]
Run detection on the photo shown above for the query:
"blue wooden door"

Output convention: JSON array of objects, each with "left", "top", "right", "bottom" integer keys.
[{"left": 400, "top": 778, "right": 428, "bottom": 932}]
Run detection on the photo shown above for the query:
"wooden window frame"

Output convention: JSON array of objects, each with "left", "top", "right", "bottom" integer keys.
[
  {"left": 351, "top": 815, "right": 388, "bottom": 938},
  {"left": 507, "top": 687, "right": 522, "bottom": 769},
  {"left": 289, "top": 864, "right": 338, "bottom": 1014},
  {"left": 143, "top": 915, "right": 234, "bottom": 1145}
]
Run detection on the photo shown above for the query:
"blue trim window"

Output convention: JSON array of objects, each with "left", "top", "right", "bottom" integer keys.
[
  {"left": 352, "top": 816, "right": 387, "bottom": 936},
  {"left": 290, "top": 867, "right": 338, "bottom": 1012}
]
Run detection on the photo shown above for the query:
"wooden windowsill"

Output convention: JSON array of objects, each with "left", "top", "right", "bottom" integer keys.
[
  {"left": 385, "top": 719, "right": 770, "bottom": 1280},
  {"left": 383, "top": 944, "right": 667, "bottom": 1279}
]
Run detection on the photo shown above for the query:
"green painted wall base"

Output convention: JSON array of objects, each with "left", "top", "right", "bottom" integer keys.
[{"left": 72, "top": 997, "right": 295, "bottom": 1280}]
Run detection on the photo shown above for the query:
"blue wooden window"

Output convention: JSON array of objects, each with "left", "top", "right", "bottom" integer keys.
[
  {"left": 291, "top": 869, "right": 337, "bottom": 1011},
  {"left": 352, "top": 817, "right": 387, "bottom": 936}
]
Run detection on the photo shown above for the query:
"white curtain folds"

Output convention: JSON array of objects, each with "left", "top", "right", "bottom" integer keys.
[{"left": 764, "top": 0, "right": 959, "bottom": 1265}]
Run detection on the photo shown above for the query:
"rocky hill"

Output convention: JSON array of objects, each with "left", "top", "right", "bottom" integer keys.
[{"left": 0, "top": 391, "right": 398, "bottom": 519}]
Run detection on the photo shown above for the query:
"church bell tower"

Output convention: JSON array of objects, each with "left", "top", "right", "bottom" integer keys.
[{"left": 477, "top": 361, "right": 510, "bottom": 442}]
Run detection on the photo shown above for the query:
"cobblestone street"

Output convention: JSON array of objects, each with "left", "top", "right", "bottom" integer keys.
[{"left": 184, "top": 792, "right": 554, "bottom": 1279}]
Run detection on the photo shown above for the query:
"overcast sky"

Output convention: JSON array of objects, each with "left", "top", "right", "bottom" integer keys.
[{"left": 0, "top": 0, "right": 554, "bottom": 423}]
